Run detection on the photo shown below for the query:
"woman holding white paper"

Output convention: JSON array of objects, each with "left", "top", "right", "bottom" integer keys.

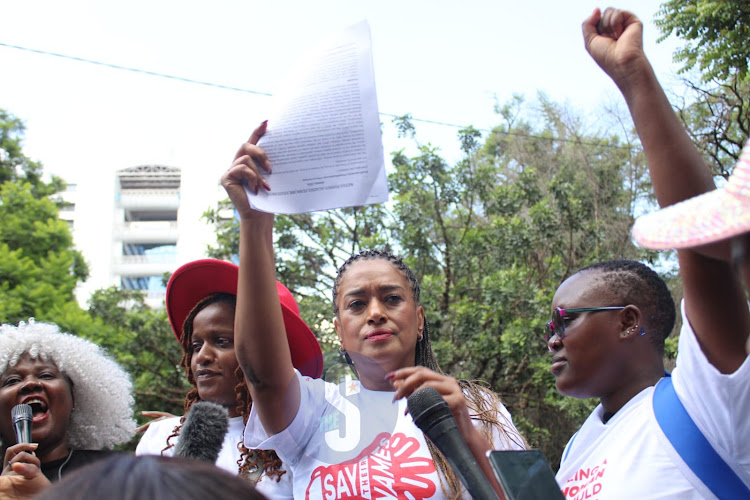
[{"left": 222, "top": 121, "right": 526, "bottom": 499}]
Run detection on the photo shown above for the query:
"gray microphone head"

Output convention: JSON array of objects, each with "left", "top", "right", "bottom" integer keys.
[
  {"left": 11, "top": 404, "right": 32, "bottom": 423},
  {"left": 173, "top": 401, "right": 230, "bottom": 464},
  {"left": 11, "top": 404, "right": 33, "bottom": 444}
]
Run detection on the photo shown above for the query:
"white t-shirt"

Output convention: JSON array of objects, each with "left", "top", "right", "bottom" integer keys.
[
  {"left": 136, "top": 415, "right": 294, "bottom": 499},
  {"left": 556, "top": 300, "right": 750, "bottom": 499},
  {"left": 245, "top": 373, "right": 525, "bottom": 500}
]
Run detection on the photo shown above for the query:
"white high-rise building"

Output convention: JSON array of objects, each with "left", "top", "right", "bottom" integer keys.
[
  {"left": 114, "top": 165, "right": 180, "bottom": 307},
  {"left": 67, "top": 164, "right": 226, "bottom": 309}
]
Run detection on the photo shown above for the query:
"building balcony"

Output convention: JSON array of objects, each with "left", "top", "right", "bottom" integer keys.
[
  {"left": 114, "top": 221, "right": 179, "bottom": 244},
  {"left": 118, "top": 253, "right": 177, "bottom": 266},
  {"left": 115, "top": 259, "right": 173, "bottom": 278},
  {"left": 117, "top": 189, "right": 180, "bottom": 210}
]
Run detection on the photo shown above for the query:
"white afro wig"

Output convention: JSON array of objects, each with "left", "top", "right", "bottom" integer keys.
[{"left": 0, "top": 320, "right": 136, "bottom": 449}]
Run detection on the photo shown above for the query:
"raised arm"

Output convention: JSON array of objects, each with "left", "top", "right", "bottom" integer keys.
[
  {"left": 221, "top": 121, "right": 300, "bottom": 433},
  {"left": 584, "top": 7, "right": 750, "bottom": 372},
  {"left": 583, "top": 8, "right": 716, "bottom": 214}
]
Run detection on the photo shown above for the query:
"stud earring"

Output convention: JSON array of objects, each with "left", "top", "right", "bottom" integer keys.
[{"left": 339, "top": 348, "right": 354, "bottom": 366}]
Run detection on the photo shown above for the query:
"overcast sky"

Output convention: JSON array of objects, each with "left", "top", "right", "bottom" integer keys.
[{"left": 0, "top": 0, "right": 681, "bottom": 185}]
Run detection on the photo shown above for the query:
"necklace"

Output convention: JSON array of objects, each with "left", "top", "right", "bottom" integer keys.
[
  {"left": 244, "top": 451, "right": 263, "bottom": 485},
  {"left": 58, "top": 449, "right": 74, "bottom": 481}
]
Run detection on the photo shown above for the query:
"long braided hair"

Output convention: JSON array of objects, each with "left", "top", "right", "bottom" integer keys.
[
  {"left": 162, "top": 293, "right": 286, "bottom": 483},
  {"left": 333, "top": 250, "right": 525, "bottom": 499}
]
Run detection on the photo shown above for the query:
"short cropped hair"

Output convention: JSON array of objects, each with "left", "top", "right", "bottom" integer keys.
[
  {"left": 0, "top": 320, "right": 136, "bottom": 449},
  {"left": 577, "top": 259, "right": 676, "bottom": 352}
]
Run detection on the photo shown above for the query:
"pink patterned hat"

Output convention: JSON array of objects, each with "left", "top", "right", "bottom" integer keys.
[{"left": 632, "top": 138, "right": 750, "bottom": 250}]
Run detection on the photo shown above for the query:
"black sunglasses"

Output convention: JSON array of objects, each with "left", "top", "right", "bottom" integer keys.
[{"left": 545, "top": 306, "right": 626, "bottom": 341}]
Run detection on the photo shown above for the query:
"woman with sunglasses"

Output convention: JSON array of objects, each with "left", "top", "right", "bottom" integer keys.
[
  {"left": 547, "top": 7, "right": 750, "bottom": 499},
  {"left": 547, "top": 259, "right": 676, "bottom": 415},
  {"left": 221, "top": 123, "right": 525, "bottom": 499}
]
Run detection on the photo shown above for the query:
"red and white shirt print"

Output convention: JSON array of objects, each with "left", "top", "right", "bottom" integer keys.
[
  {"left": 245, "top": 372, "right": 525, "bottom": 500},
  {"left": 559, "top": 459, "right": 606, "bottom": 499},
  {"left": 306, "top": 432, "right": 437, "bottom": 499}
]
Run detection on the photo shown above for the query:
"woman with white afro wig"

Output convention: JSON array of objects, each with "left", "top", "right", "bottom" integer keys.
[{"left": 0, "top": 319, "right": 136, "bottom": 491}]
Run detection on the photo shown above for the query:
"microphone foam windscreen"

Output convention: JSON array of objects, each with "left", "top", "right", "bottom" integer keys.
[
  {"left": 407, "top": 387, "right": 500, "bottom": 499},
  {"left": 407, "top": 386, "right": 453, "bottom": 432},
  {"left": 173, "top": 401, "right": 230, "bottom": 464}
]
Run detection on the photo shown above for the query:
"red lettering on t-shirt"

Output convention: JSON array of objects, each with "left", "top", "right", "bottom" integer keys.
[
  {"left": 305, "top": 432, "right": 437, "bottom": 499},
  {"left": 563, "top": 458, "right": 607, "bottom": 499}
]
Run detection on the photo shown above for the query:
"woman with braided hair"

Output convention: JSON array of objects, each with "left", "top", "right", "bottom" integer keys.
[
  {"left": 135, "top": 259, "right": 323, "bottom": 499},
  {"left": 223, "top": 123, "right": 525, "bottom": 499},
  {"left": 331, "top": 249, "right": 526, "bottom": 498}
]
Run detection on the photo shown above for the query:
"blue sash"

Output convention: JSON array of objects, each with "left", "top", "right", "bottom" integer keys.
[{"left": 653, "top": 376, "right": 750, "bottom": 499}]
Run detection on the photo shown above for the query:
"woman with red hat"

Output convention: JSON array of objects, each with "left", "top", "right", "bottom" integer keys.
[{"left": 135, "top": 258, "right": 323, "bottom": 499}]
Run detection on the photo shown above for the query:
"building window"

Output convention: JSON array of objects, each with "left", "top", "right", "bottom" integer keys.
[
  {"left": 122, "top": 243, "right": 177, "bottom": 265},
  {"left": 121, "top": 276, "right": 166, "bottom": 293}
]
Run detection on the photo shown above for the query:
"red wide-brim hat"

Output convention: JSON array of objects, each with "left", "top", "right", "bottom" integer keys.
[{"left": 166, "top": 259, "right": 323, "bottom": 379}]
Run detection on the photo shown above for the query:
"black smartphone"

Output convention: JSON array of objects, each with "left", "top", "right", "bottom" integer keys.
[{"left": 487, "top": 450, "right": 565, "bottom": 500}]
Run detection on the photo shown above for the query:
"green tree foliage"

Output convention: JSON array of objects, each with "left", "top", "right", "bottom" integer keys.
[
  {"left": 0, "top": 110, "right": 65, "bottom": 197},
  {"left": 655, "top": 0, "right": 750, "bottom": 83},
  {"left": 86, "top": 287, "right": 190, "bottom": 416},
  {"left": 389, "top": 94, "right": 658, "bottom": 463},
  {"left": 656, "top": 0, "right": 750, "bottom": 178},
  {"left": 0, "top": 111, "right": 88, "bottom": 326},
  {"left": 673, "top": 78, "right": 749, "bottom": 178}
]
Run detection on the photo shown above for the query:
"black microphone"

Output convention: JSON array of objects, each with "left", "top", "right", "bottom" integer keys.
[
  {"left": 173, "top": 401, "right": 229, "bottom": 464},
  {"left": 408, "top": 387, "right": 499, "bottom": 500},
  {"left": 11, "top": 404, "right": 32, "bottom": 444}
]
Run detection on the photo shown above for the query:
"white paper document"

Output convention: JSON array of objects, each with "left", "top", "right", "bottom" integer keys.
[{"left": 246, "top": 20, "right": 388, "bottom": 214}]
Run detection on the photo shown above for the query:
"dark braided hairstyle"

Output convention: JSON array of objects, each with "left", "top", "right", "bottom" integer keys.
[
  {"left": 577, "top": 259, "right": 676, "bottom": 353},
  {"left": 162, "top": 293, "right": 286, "bottom": 484},
  {"left": 333, "top": 250, "right": 525, "bottom": 499}
]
